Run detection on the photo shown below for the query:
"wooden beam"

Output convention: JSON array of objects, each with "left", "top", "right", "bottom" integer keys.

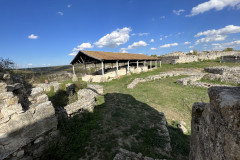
[
  {"left": 116, "top": 61, "right": 119, "bottom": 76},
  {"left": 160, "top": 61, "right": 162, "bottom": 68},
  {"left": 127, "top": 60, "right": 130, "bottom": 74}
]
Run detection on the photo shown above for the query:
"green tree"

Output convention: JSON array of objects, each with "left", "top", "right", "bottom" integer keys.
[{"left": 223, "top": 48, "right": 233, "bottom": 51}]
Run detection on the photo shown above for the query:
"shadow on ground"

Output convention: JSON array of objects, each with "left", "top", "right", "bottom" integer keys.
[{"left": 43, "top": 93, "right": 190, "bottom": 160}]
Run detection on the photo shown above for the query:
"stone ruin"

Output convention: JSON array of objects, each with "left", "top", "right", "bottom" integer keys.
[
  {"left": 160, "top": 51, "right": 240, "bottom": 64},
  {"left": 128, "top": 66, "right": 240, "bottom": 89},
  {"left": 0, "top": 71, "right": 58, "bottom": 160},
  {"left": 221, "top": 54, "right": 240, "bottom": 63},
  {"left": 0, "top": 70, "right": 104, "bottom": 159},
  {"left": 82, "top": 65, "right": 151, "bottom": 83},
  {"left": 189, "top": 86, "right": 240, "bottom": 160}
]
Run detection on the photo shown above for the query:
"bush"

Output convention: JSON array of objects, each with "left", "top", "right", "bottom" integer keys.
[
  {"left": 223, "top": 48, "right": 233, "bottom": 51},
  {"left": 192, "top": 50, "right": 198, "bottom": 55}
]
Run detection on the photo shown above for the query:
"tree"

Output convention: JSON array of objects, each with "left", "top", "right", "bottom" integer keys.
[
  {"left": 0, "top": 57, "right": 15, "bottom": 70},
  {"left": 223, "top": 48, "right": 233, "bottom": 52},
  {"left": 150, "top": 54, "right": 157, "bottom": 57}
]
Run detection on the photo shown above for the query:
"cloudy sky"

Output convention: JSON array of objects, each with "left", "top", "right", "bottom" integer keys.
[{"left": 1, "top": 0, "right": 240, "bottom": 67}]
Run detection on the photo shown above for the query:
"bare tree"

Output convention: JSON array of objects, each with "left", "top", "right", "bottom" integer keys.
[{"left": 0, "top": 57, "right": 15, "bottom": 70}]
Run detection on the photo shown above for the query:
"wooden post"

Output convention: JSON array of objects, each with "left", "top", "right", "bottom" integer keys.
[
  {"left": 144, "top": 61, "right": 146, "bottom": 67},
  {"left": 94, "top": 63, "right": 97, "bottom": 71},
  {"left": 137, "top": 61, "right": 139, "bottom": 69},
  {"left": 72, "top": 65, "right": 75, "bottom": 75},
  {"left": 127, "top": 60, "right": 130, "bottom": 74},
  {"left": 101, "top": 61, "right": 104, "bottom": 77},
  {"left": 84, "top": 63, "right": 87, "bottom": 75},
  {"left": 150, "top": 61, "right": 152, "bottom": 69},
  {"left": 155, "top": 61, "right": 157, "bottom": 68},
  {"left": 116, "top": 61, "right": 119, "bottom": 76},
  {"left": 160, "top": 61, "right": 162, "bottom": 68},
  {"left": 112, "top": 63, "right": 113, "bottom": 68}
]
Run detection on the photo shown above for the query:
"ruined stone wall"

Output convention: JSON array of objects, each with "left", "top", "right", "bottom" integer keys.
[
  {"left": 0, "top": 72, "right": 58, "bottom": 160},
  {"left": 161, "top": 51, "right": 240, "bottom": 64},
  {"left": 189, "top": 87, "right": 240, "bottom": 160},
  {"left": 221, "top": 55, "right": 240, "bottom": 63}
]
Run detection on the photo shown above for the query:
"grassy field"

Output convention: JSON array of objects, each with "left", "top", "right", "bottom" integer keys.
[{"left": 43, "top": 60, "right": 239, "bottom": 160}]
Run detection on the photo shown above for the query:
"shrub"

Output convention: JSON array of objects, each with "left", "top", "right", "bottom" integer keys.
[
  {"left": 223, "top": 48, "right": 233, "bottom": 51},
  {"left": 192, "top": 50, "right": 198, "bottom": 55}
]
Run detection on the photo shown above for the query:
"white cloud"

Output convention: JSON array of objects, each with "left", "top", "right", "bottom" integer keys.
[
  {"left": 159, "top": 38, "right": 163, "bottom": 41},
  {"left": 150, "top": 48, "right": 157, "bottom": 50},
  {"left": 195, "top": 25, "right": 240, "bottom": 37},
  {"left": 58, "top": 11, "right": 63, "bottom": 16},
  {"left": 160, "top": 16, "right": 165, "bottom": 19},
  {"left": 183, "top": 41, "right": 191, "bottom": 45},
  {"left": 67, "top": 4, "right": 72, "bottom": 8},
  {"left": 211, "top": 40, "right": 240, "bottom": 50},
  {"left": 195, "top": 25, "right": 240, "bottom": 44},
  {"left": 159, "top": 43, "right": 178, "bottom": 48},
  {"left": 173, "top": 9, "right": 185, "bottom": 15},
  {"left": 95, "top": 27, "right": 131, "bottom": 48},
  {"left": 164, "top": 36, "right": 168, "bottom": 38},
  {"left": 120, "top": 48, "right": 128, "bottom": 53},
  {"left": 150, "top": 39, "right": 154, "bottom": 42},
  {"left": 72, "top": 42, "right": 94, "bottom": 51},
  {"left": 127, "top": 40, "right": 148, "bottom": 49},
  {"left": 189, "top": 46, "right": 194, "bottom": 49},
  {"left": 139, "top": 33, "right": 149, "bottom": 36},
  {"left": 28, "top": 64, "right": 33, "bottom": 66},
  {"left": 196, "top": 35, "right": 227, "bottom": 44},
  {"left": 131, "top": 33, "right": 149, "bottom": 36},
  {"left": 69, "top": 53, "right": 77, "bottom": 56},
  {"left": 187, "top": 0, "right": 240, "bottom": 16},
  {"left": 69, "top": 42, "right": 94, "bottom": 56},
  {"left": 28, "top": 34, "right": 38, "bottom": 39}
]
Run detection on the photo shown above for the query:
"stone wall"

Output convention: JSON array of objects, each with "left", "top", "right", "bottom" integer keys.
[
  {"left": 160, "top": 51, "right": 240, "bottom": 64},
  {"left": 221, "top": 54, "right": 240, "bottom": 63},
  {"left": 62, "top": 84, "right": 103, "bottom": 117},
  {"left": 0, "top": 72, "right": 58, "bottom": 160},
  {"left": 189, "top": 87, "right": 240, "bottom": 160},
  {"left": 35, "top": 82, "right": 61, "bottom": 92}
]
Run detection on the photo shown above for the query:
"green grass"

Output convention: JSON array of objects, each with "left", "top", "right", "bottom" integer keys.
[{"left": 43, "top": 60, "right": 239, "bottom": 160}]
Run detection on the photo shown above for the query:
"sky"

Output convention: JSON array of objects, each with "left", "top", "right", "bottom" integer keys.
[{"left": 1, "top": 0, "right": 240, "bottom": 68}]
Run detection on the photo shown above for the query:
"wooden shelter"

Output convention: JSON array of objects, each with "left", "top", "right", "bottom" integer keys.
[{"left": 70, "top": 50, "right": 160, "bottom": 77}]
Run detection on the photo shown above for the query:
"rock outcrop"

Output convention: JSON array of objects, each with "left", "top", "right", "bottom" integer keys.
[
  {"left": 0, "top": 72, "right": 58, "bottom": 160},
  {"left": 189, "top": 86, "right": 240, "bottom": 160}
]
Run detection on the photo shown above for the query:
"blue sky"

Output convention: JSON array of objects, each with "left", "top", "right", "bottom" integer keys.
[{"left": 1, "top": 0, "right": 240, "bottom": 68}]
